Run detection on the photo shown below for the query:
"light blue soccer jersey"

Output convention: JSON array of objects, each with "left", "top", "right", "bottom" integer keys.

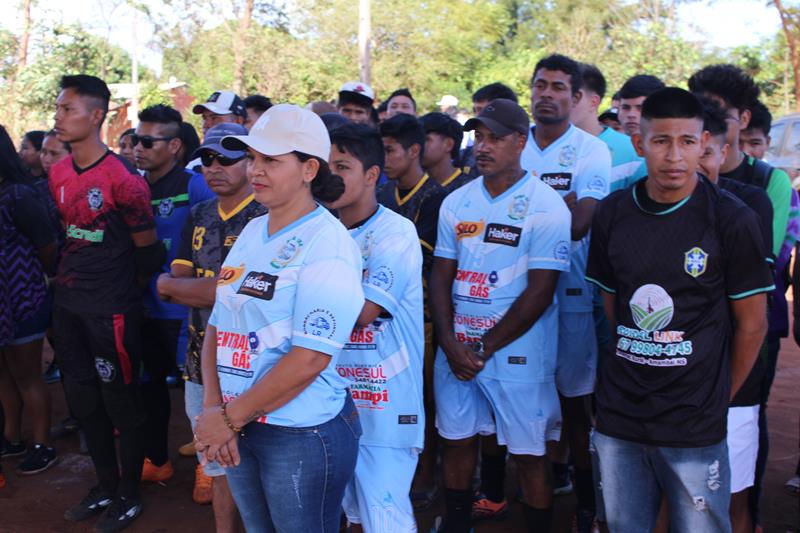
[
  {"left": 520, "top": 124, "right": 611, "bottom": 313},
  {"left": 208, "top": 206, "right": 364, "bottom": 428},
  {"left": 434, "top": 173, "right": 571, "bottom": 383},
  {"left": 597, "top": 126, "right": 646, "bottom": 192},
  {"left": 337, "top": 206, "right": 425, "bottom": 450}
]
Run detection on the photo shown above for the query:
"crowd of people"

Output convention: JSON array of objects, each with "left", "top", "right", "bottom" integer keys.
[{"left": 0, "top": 52, "right": 798, "bottom": 533}]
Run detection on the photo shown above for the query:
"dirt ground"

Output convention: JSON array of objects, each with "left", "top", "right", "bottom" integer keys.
[{"left": 1, "top": 338, "right": 798, "bottom": 533}]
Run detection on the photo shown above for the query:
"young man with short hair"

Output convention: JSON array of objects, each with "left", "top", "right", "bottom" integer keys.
[
  {"left": 586, "top": 87, "right": 772, "bottom": 532},
  {"left": 134, "top": 104, "right": 215, "bottom": 484},
  {"left": 337, "top": 81, "right": 375, "bottom": 125},
  {"left": 378, "top": 113, "right": 446, "bottom": 510},
  {"left": 572, "top": 63, "right": 645, "bottom": 192},
  {"left": 431, "top": 98, "right": 571, "bottom": 533},
  {"left": 420, "top": 112, "right": 471, "bottom": 192},
  {"left": 192, "top": 91, "right": 246, "bottom": 135},
  {"left": 326, "top": 123, "right": 425, "bottom": 533},
  {"left": 617, "top": 75, "right": 666, "bottom": 137},
  {"left": 740, "top": 100, "right": 772, "bottom": 161},
  {"left": 242, "top": 94, "right": 273, "bottom": 131},
  {"left": 386, "top": 88, "right": 418, "bottom": 118},
  {"left": 50, "top": 74, "right": 164, "bottom": 532},
  {"left": 157, "top": 123, "right": 261, "bottom": 533},
  {"left": 520, "top": 53, "right": 611, "bottom": 530}
]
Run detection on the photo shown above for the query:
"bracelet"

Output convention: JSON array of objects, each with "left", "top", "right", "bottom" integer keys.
[{"left": 221, "top": 402, "right": 244, "bottom": 436}]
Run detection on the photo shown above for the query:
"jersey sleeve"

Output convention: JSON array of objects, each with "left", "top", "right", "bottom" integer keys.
[
  {"left": 433, "top": 196, "right": 458, "bottom": 260},
  {"left": 418, "top": 189, "right": 446, "bottom": 280},
  {"left": 751, "top": 188, "right": 774, "bottom": 263},
  {"left": 722, "top": 206, "right": 775, "bottom": 300},
  {"left": 292, "top": 253, "right": 365, "bottom": 356},
  {"left": 766, "top": 168, "right": 792, "bottom": 257},
  {"left": 585, "top": 198, "right": 617, "bottom": 293},
  {"left": 172, "top": 212, "right": 195, "bottom": 270},
  {"left": 364, "top": 227, "right": 422, "bottom": 317},
  {"left": 12, "top": 184, "right": 56, "bottom": 248},
  {"left": 528, "top": 192, "right": 572, "bottom": 271},
  {"left": 188, "top": 172, "right": 216, "bottom": 206},
  {"left": 115, "top": 173, "right": 155, "bottom": 233},
  {"left": 575, "top": 141, "right": 611, "bottom": 201}
]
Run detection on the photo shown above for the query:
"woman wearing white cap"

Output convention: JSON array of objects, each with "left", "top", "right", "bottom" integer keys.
[{"left": 193, "top": 104, "right": 365, "bottom": 532}]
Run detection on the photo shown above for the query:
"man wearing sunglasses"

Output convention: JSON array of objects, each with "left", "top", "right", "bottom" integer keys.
[
  {"left": 156, "top": 123, "right": 264, "bottom": 530},
  {"left": 133, "top": 104, "right": 215, "bottom": 485}
]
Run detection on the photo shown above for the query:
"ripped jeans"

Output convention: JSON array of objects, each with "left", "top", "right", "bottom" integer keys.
[
  {"left": 224, "top": 395, "right": 362, "bottom": 533},
  {"left": 593, "top": 431, "right": 731, "bottom": 533}
]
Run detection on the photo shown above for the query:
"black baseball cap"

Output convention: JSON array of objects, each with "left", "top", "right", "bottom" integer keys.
[{"left": 464, "top": 98, "right": 529, "bottom": 136}]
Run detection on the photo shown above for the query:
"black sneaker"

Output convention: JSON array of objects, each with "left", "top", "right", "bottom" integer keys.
[
  {"left": 0, "top": 440, "right": 26, "bottom": 458},
  {"left": 17, "top": 443, "right": 58, "bottom": 475},
  {"left": 93, "top": 496, "right": 142, "bottom": 533},
  {"left": 64, "top": 485, "right": 114, "bottom": 521}
]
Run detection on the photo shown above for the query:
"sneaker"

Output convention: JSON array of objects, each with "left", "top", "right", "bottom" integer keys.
[
  {"left": 192, "top": 464, "right": 213, "bottom": 505},
  {"left": 93, "top": 496, "right": 142, "bottom": 533},
  {"left": 553, "top": 470, "right": 574, "bottom": 496},
  {"left": 17, "top": 443, "right": 58, "bottom": 475},
  {"left": 471, "top": 493, "right": 509, "bottom": 521},
  {"left": 178, "top": 441, "right": 196, "bottom": 457},
  {"left": 141, "top": 458, "right": 174, "bottom": 483},
  {"left": 785, "top": 474, "right": 800, "bottom": 494},
  {"left": 43, "top": 363, "right": 61, "bottom": 384},
  {"left": 51, "top": 417, "right": 80, "bottom": 439},
  {"left": 0, "top": 440, "right": 26, "bottom": 458},
  {"left": 64, "top": 485, "right": 114, "bottom": 521},
  {"left": 572, "top": 509, "right": 600, "bottom": 533}
]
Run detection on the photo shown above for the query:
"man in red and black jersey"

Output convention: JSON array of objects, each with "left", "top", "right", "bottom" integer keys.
[{"left": 49, "top": 74, "right": 165, "bottom": 532}]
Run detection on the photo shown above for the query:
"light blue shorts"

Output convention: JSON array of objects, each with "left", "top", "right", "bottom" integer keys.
[
  {"left": 342, "top": 445, "right": 419, "bottom": 531},
  {"left": 556, "top": 311, "right": 598, "bottom": 397},
  {"left": 434, "top": 364, "right": 561, "bottom": 456},
  {"left": 184, "top": 380, "right": 225, "bottom": 477}
]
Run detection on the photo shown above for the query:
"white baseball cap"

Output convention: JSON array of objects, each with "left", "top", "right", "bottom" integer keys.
[
  {"left": 437, "top": 94, "right": 459, "bottom": 107},
  {"left": 221, "top": 104, "right": 331, "bottom": 162},
  {"left": 339, "top": 81, "right": 375, "bottom": 102},
  {"left": 192, "top": 90, "right": 246, "bottom": 117}
]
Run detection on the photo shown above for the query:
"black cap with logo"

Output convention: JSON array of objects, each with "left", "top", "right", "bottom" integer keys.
[{"left": 464, "top": 98, "right": 530, "bottom": 137}]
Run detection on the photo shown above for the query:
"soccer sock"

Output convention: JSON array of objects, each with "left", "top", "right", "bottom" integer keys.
[
  {"left": 522, "top": 504, "right": 553, "bottom": 533},
  {"left": 574, "top": 467, "right": 596, "bottom": 513},
  {"left": 479, "top": 452, "right": 507, "bottom": 502},
  {"left": 442, "top": 488, "right": 473, "bottom": 533}
]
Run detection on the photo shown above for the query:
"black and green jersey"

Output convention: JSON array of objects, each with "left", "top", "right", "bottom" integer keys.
[{"left": 172, "top": 195, "right": 266, "bottom": 383}]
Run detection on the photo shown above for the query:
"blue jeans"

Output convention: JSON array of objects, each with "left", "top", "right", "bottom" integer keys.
[
  {"left": 225, "top": 395, "right": 362, "bottom": 533},
  {"left": 593, "top": 431, "right": 731, "bottom": 533}
]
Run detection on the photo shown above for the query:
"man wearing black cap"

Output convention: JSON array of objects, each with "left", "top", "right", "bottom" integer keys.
[
  {"left": 157, "top": 123, "right": 264, "bottom": 531},
  {"left": 192, "top": 91, "right": 247, "bottom": 135},
  {"left": 430, "top": 98, "right": 571, "bottom": 533}
]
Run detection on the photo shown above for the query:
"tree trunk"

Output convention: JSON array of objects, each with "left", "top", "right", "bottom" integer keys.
[
  {"left": 358, "top": 0, "right": 371, "bottom": 85},
  {"left": 233, "top": 0, "right": 254, "bottom": 96},
  {"left": 773, "top": 0, "right": 800, "bottom": 111},
  {"left": 16, "top": 0, "right": 32, "bottom": 80}
]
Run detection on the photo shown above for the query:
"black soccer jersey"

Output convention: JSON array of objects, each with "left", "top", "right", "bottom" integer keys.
[
  {"left": 440, "top": 168, "right": 475, "bottom": 195},
  {"left": 172, "top": 195, "right": 266, "bottom": 383},
  {"left": 586, "top": 177, "right": 773, "bottom": 447}
]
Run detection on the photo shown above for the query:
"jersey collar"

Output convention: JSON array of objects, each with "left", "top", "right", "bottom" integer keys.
[
  {"left": 440, "top": 168, "right": 462, "bottom": 188},
  {"left": 395, "top": 174, "right": 430, "bottom": 206},
  {"left": 218, "top": 194, "right": 255, "bottom": 221}
]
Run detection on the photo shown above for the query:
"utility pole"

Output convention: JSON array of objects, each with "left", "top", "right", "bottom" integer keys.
[
  {"left": 131, "top": 9, "right": 140, "bottom": 128},
  {"left": 358, "top": 0, "right": 371, "bottom": 85}
]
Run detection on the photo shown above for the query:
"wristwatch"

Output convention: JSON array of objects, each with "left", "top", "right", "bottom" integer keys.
[{"left": 471, "top": 339, "right": 487, "bottom": 360}]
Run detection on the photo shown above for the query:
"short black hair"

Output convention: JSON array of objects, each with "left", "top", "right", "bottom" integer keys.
[
  {"left": 330, "top": 122, "right": 385, "bottom": 174},
  {"left": 420, "top": 112, "right": 463, "bottom": 160},
  {"left": 598, "top": 110, "right": 619, "bottom": 123},
  {"left": 179, "top": 122, "right": 200, "bottom": 166},
  {"left": 688, "top": 64, "right": 760, "bottom": 113},
  {"left": 472, "top": 82, "right": 518, "bottom": 103},
  {"left": 45, "top": 129, "right": 72, "bottom": 153},
  {"left": 618, "top": 75, "right": 665, "bottom": 100},
  {"left": 532, "top": 54, "right": 582, "bottom": 94},
  {"left": 377, "top": 100, "right": 389, "bottom": 113},
  {"left": 579, "top": 63, "right": 606, "bottom": 99},
  {"left": 23, "top": 130, "right": 46, "bottom": 151},
  {"left": 138, "top": 104, "right": 182, "bottom": 138},
  {"left": 60, "top": 74, "right": 111, "bottom": 114},
  {"left": 380, "top": 113, "right": 425, "bottom": 158},
  {"left": 119, "top": 128, "right": 135, "bottom": 141},
  {"left": 243, "top": 94, "right": 273, "bottom": 113},
  {"left": 698, "top": 95, "right": 728, "bottom": 141},
  {"left": 745, "top": 100, "right": 772, "bottom": 136},
  {"left": 641, "top": 87, "right": 704, "bottom": 122},
  {"left": 387, "top": 88, "right": 417, "bottom": 110}
]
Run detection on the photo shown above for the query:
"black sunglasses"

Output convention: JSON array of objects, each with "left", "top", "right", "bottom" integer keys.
[
  {"left": 131, "top": 135, "right": 176, "bottom": 149},
  {"left": 200, "top": 152, "right": 245, "bottom": 167}
]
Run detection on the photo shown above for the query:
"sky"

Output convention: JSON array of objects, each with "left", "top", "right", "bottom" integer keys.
[{"left": 1, "top": 0, "right": 784, "bottom": 78}]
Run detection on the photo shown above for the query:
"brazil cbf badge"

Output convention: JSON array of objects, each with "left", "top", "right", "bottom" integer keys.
[{"left": 684, "top": 247, "right": 708, "bottom": 278}]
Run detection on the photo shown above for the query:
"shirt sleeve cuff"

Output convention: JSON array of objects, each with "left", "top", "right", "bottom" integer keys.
[
  {"left": 363, "top": 285, "right": 399, "bottom": 317},
  {"left": 585, "top": 275, "right": 616, "bottom": 294},
  {"left": 292, "top": 332, "right": 342, "bottom": 356},
  {"left": 728, "top": 285, "right": 775, "bottom": 300}
]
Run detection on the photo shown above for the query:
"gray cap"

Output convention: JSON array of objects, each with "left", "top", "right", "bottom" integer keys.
[
  {"left": 192, "top": 123, "right": 248, "bottom": 160},
  {"left": 464, "top": 98, "right": 530, "bottom": 137}
]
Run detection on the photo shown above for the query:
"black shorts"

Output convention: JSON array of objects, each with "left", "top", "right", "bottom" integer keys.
[{"left": 54, "top": 305, "right": 143, "bottom": 386}]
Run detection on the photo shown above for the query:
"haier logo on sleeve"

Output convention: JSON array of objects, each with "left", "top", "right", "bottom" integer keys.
[
  {"left": 483, "top": 223, "right": 521, "bottom": 247},
  {"left": 541, "top": 172, "right": 573, "bottom": 191},
  {"left": 236, "top": 271, "right": 278, "bottom": 300}
]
